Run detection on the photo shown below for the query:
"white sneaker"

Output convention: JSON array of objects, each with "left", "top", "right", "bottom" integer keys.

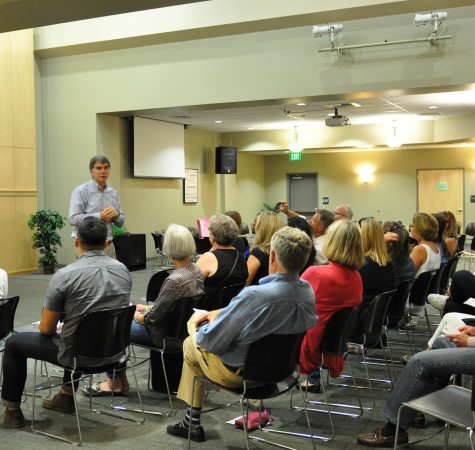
[
  {"left": 406, "top": 303, "right": 426, "bottom": 317},
  {"left": 427, "top": 294, "right": 449, "bottom": 311}
]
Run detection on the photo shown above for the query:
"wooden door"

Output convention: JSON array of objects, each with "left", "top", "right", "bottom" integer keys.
[{"left": 417, "top": 169, "right": 464, "bottom": 229}]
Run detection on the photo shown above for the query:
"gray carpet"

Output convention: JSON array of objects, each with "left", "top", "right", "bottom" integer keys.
[{"left": 2, "top": 261, "right": 473, "bottom": 449}]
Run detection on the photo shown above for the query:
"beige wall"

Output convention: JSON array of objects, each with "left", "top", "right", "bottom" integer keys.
[
  {"left": 265, "top": 147, "right": 475, "bottom": 225},
  {"left": 0, "top": 30, "right": 37, "bottom": 274}
]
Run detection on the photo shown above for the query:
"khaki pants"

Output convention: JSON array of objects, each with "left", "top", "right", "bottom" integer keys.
[{"left": 176, "top": 316, "right": 244, "bottom": 408}]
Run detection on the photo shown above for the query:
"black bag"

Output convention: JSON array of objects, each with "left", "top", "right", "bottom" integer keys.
[{"left": 150, "top": 350, "right": 183, "bottom": 393}]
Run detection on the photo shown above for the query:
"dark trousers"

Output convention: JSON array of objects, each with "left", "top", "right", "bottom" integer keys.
[
  {"left": 1, "top": 332, "right": 81, "bottom": 407},
  {"left": 443, "top": 270, "right": 475, "bottom": 315}
]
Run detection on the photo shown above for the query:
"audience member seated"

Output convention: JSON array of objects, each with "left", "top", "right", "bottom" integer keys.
[
  {"left": 428, "top": 270, "right": 475, "bottom": 315},
  {"left": 1, "top": 217, "right": 131, "bottom": 428},
  {"left": 432, "top": 212, "right": 454, "bottom": 264},
  {"left": 406, "top": 213, "right": 441, "bottom": 315},
  {"left": 383, "top": 221, "right": 416, "bottom": 284},
  {"left": 246, "top": 211, "right": 283, "bottom": 286},
  {"left": 299, "top": 220, "right": 363, "bottom": 393},
  {"left": 0, "top": 267, "right": 7, "bottom": 299},
  {"left": 356, "top": 327, "right": 475, "bottom": 447},
  {"left": 348, "top": 218, "right": 396, "bottom": 343},
  {"left": 166, "top": 226, "right": 317, "bottom": 443},
  {"left": 427, "top": 311, "right": 475, "bottom": 348},
  {"left": 82, "top": 224, "right": 204, "bottom": 396},
  {"left": 307, "top": 209, "right": 335, "bottom": 265},
  {"left": 196, "top": 214, "right": 248, "bottom": 309},
  {"left": 409, "top": 213, "right": 441, "bottom": 278},
  {"left": 287, "top": 216, "right": 316, "bottom": 274},
  {"left": 224, "top": 210, "right": 249, "bottom": 255},
  {"left": 435, "top": 210, "right": 458, "bottom": 258}
]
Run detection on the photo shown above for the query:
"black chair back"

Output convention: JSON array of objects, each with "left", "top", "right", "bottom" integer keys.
[
  {"left": 146, "top": 269, "right": 171, "bottom": 302},
  {"left": 408, "top": 271, "right": 434, "bottom": 307},
  {"left": 439, "top": 253, "right": 462, "bottom": 295},
  {"left": 457, "top": 235, "right": 466, "bottom": 253},
  {"left": 387, "top": 279, "right": 414, "bottom": 328},
  {"left": 320, "top": 307, "right": 354, "bottom": 355},
  {"left": 427, "top": 264, "right": 446, "bottom": 295},
  {"left": 217, "top": 282, "right": 245, "bottom": 308},
  {"left": 466, "top": 223, "right": 475, "bottom": 237},
  {"left": 243, "top": 333, "right": 305, "bottom": 383},
  {"left": 240, "top": 223, "right": 250, "bottom": 235},
  {"left": 0, "top": 296, "right": 19, "bottom": 340},
  {"left": 364, "top": 290, "right": 396, "bottom": 337},
  {"left": 151, "top": 232, "right": 164, "bottom": 251},
  {"left": 162, "top": 295, "right": 203, "bottom": 340},
  {"left": 72, "top": 305, "right": 135, "bottom": 361},
  {"left": 194, "top": 237, "right": 212, "bottom": 254}
]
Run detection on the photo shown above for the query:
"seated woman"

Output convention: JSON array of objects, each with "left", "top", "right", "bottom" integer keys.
[
  {"left": 428, "top": 269, "right": 475, "bottom": 315},
  {"left": 299, "top": 220, "right": 363, "bottom": 392},
  {"left": 432, "top": 212, "right": 455, "bottom": 265},
  {"left": 246, "top": 211, "right": 283, "bottom": 286},
  {"left": 348, "top": 218, "right": 396, "bottom": 343},
  {"left": 197, "top": 214, "right": 248, "bottom": 309},
  {"left": 224, "top": 210, "right": 249, "bottom": 255},
  {"left": 287, "top": 216, "right": 316, "bottom": 275},
  {"left": 383, "top": 221, "right": 416, "bottom": 285},
  {"left": 409, "top": 213, "right": 441, "bottom": 278},
  {"left": 82, "top": 223, "right": 204, "bottom": 396}
]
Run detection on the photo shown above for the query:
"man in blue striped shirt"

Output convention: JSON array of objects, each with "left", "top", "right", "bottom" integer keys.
[{"left": 167, "top": 226, "right": 318, "bottom": 443}]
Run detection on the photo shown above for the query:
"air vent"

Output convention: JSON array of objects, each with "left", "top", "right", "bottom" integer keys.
[
  {"left": 170, "top": 115, "right": 192, "bottom": 119},
  {"left": 418, "top": 112, "right": 442, "bottom": 116}
]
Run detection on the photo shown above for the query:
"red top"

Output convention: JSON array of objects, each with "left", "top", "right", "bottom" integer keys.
[{"left": 299, "top": 262, "right": 362, "bottom": 377}]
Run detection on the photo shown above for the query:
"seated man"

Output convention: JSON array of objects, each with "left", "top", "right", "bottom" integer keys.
[
  {"left": 0, "top": 266, "right": 7, "bottom": 299},
  {"left": 166, "top": 226, "right": 318, "bottom": 442},
  {"left": 356, "top": 325, "right": 475, "bottom": 447},
  {"left": 1, "top": 216, "right": 132, "bottom": 428}
]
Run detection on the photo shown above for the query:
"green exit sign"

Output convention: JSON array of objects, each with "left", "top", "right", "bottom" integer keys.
[{"left": 289, "top": 152, "right": 302, "bottom": 161}]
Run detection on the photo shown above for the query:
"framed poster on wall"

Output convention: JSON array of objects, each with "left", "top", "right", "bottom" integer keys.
[{"left": 183, "top": 168, "right": 198, "bottom": 203}]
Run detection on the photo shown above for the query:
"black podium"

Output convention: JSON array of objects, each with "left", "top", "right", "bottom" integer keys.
[{"left": 113, "top": 234, "right": 146, "bottom": 271}]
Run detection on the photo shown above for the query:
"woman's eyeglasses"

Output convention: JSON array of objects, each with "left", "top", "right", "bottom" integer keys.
[{"left": 384, "top": 224, "right": 404, "bottom": 233}]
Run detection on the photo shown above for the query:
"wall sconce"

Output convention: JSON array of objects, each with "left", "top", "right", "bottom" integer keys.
[
  {"left": 287, "top": 126, "right": 304, "bottom": 152},
  {"left": 356, "top": 164, "right": 375, "bottom": 183}
]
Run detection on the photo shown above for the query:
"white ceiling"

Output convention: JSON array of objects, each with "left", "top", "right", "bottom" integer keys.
[{"left": 135, "top": 88, "right": 475, "bottom": 133}]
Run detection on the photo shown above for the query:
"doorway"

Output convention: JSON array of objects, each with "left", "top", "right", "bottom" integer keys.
[
  {"left": 417, "top": 169, "right": 464, "bottom": 229},
  {"left": 287, "top": 173, "right": 318, "bottom": 218}
]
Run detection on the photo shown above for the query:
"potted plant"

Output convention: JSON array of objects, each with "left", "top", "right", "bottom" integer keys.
[{"left": 27, "top": 209, "right": 65, "bottom": 274}]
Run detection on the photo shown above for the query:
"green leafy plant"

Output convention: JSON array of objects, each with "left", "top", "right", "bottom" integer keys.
[
  {"left": 112, "top": 223, "right": 127, "bottom": 239},
  {"left": 27, "top": 209, "right": 65, "bottom": 270}
]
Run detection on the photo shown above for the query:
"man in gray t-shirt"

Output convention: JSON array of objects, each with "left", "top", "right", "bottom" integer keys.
[{"left": 1, "top": 217, "right": 131, "bottom": 429}]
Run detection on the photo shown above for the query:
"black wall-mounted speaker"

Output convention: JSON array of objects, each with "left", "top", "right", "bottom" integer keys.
[{"left": 215, "top": 146, "right": 237, "bottom": 174}]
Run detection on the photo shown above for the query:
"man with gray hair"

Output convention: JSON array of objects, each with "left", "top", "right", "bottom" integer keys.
[
  {"left": 308, "top": 209, "right": 335, "bottom": 265},
  {"left": 167, "top": 226, "right": 318, "bottom": 442},
  {"left": 333, "top": 204, "right": 353, "bottom": 221},
  {"left": 68, "top": 155, "right": 124, "bottom": 243}
]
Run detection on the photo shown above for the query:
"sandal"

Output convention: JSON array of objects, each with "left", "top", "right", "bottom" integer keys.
[{"left": 80, "top": 381, "right": 128, "bottom": 397}]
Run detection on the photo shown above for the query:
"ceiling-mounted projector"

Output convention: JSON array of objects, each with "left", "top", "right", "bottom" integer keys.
[{"left": 325, "top": 108, "right": 350, "bottom": 127}]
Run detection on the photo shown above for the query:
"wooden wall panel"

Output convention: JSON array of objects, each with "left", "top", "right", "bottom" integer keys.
[
  {"left": 0, "top": 147, "right": 14, "bottom": 190},
  {"left": 14, "top": 146, "right": 36, "bottom": 190},
  {"left": 15, "top": 196, "right": 37, "bottom": 272},
  {"left": 11, "top": 30, "right": 35, "bottom": 149},
  {"left": 0, "top": 29, "right": 37, "bottom": 273},
  {"left": 0, "top": 33, "right": 13, "bottom": 147},
  {"left": 0, "top": 197, "right": 17, "bottom": 271}
]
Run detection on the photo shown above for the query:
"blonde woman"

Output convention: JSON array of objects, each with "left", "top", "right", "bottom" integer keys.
[
  {"left": 246, "top": 211, "right": 283, "bottom": 285},
  {"left": 299, "top": 220, "right": 364, "bottom": 392},
  {"left": 409, "top": 213, "right": 441, "bottom": 277},
  {"left": 359, "top": 218, "right": 396, "bottom": 304}
]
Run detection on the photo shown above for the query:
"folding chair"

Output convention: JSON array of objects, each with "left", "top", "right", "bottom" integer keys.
[
  {"left": 151, "top": 231, "right": 172, "bottom": 269},
  {"left": 31, "top": 305, "right": 144, "bottom": 445},
  {"left": 114, "top": 294, "right": 202, "bottom": 416},
  {"left": 291, "top": 306, "right": 364, "bottom": 441},
  {"left": 188, "top": 333, "right": 315, "bottom": 450},
  {"left": 395, "top": 378, "right": 475, "bottom": 449}
]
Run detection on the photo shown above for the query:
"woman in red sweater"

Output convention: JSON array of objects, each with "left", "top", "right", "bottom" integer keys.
[{"left": 300, "top": 219, "right": 364, "bottom": 392}]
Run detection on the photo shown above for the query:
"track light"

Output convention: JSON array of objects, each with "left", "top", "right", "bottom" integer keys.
[{"left": 312, "top": 24, "right": 343, "bottom": 51}]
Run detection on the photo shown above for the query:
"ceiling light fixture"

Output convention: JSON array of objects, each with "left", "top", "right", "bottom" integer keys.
[
  {"left": 428, "top": 105, "right": 438, "bottom": 109},
  {"left": 214, "top": 120, "right": 222, "bottom": 123},
  {"left": 386, "top": 121, "right": 402, "bottom": 148},
  {"left": 297, "top": 102, "right": 306, "bottom": 106},
  {"left": 287, "top": 126, "right": 304, "bottom": 152}
]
